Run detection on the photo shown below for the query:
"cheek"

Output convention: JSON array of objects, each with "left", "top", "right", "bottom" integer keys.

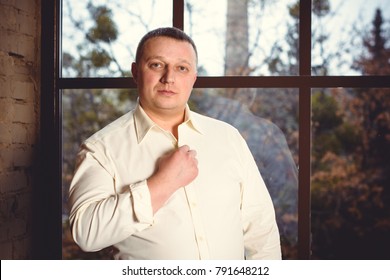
[
  {"left": 183, "top": 77, "right": 196, "bottom": 91},
  {"left": 140, "top": 71, "right": 161, "bottom": 85}
]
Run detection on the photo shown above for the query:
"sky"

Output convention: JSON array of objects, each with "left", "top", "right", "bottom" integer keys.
[
  {"left": 62, "top": 0, "right": 390, "bottom": 77},
  {"left": 315, "top": 0, "right": 390, "bottom": 75}
]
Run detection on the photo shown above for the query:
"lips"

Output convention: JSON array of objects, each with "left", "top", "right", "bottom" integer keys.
[{"left": 157, "top": 89, "right": 176, "bottom": 96}]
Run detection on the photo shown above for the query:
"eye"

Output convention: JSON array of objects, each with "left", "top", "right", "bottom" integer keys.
[
  {"left": 178, "top": 65, "right": 189, "bottom": 72},
  {"left": 149, "top": 62, "right": 163, "bottom": 69}
]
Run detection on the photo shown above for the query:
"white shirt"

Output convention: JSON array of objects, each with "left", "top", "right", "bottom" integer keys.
[{"left": 68, "top": 103, "right": 281, "bottom": 260}]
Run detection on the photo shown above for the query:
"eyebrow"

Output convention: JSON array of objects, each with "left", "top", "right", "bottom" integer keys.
[{"left": 145, "top": 56, "right": 194, "bottom": 67}]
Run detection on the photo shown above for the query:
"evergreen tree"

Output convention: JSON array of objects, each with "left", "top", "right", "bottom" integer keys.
[
  {"left": 353, "top": 9, "right": 390, "bottom": 170},
  {"left": 311, "top": 8, "right": 390, "bottom": 259}
]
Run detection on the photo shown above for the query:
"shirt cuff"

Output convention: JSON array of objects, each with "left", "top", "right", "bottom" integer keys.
[{"left": 129, "top": 180, "right": 154, "bottom": 225}]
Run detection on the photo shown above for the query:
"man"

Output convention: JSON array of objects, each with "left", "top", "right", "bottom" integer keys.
[{"left": 68, "top": 27, "right": 281, "bottom": 260}]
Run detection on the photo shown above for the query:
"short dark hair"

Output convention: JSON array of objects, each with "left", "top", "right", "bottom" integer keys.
[{"left": 135, "top": 27, "right": 198, "bottom": 64}]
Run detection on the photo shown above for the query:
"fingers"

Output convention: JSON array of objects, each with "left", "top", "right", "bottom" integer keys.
[
  {"left": 151, "top": 145, "right": 199, "bottom": 195},
  {"left": 179, "top": 145, "right": 197, "bottom": 158},
  {"left": 179, "top": 145, "right": 191, "bottom": 153},
  {"left": 188, "top": 150, "right": 197, "bottom": 158}
]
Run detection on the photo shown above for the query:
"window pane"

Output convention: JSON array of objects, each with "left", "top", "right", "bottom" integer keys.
[
  {"left": 311, "top": 88, "right": 390, "bottom": 259},
  {"left": 190, "top": 88, "right": 299, "bottom": 259},
  {"left": 312, "top": 0, "right": 390, "bottom": 76},
  {"left": 62, "top": 88, "right": 137, "bottom": 259},
  {"left": 61, "top": 0, "right": 172, "bottom": 77},
  {"left": 184, "top": 0, "right": 299, "bottom": 76},
  {"left": 62, "top": 87, "right": 299, "bottom": 259}
]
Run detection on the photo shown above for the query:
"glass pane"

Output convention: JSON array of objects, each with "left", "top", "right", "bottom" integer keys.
[
  {"left": 190, "top": 88, "right": 299, "bottom": 259},
  {"left": 62, "top": 88, "right": 137, "bottom": 259},
  {"left": 62, "top": 0, "right": 172, "bottom": 77},
  {"left": 312, "top": 0, "right": 390, "bottom": 76},
  {"left": 62, "top": 88, "right": 299, "bottom": 259},
  {"left": 184, "top": 0, "right": 299, "bottom": 76},
  {"left": 311, "top": 88, "right": 390, "bottom": 259}
]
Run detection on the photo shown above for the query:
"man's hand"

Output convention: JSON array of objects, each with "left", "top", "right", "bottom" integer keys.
[{"left": 147, "top": 145, "right": 198, "bottom": 213}]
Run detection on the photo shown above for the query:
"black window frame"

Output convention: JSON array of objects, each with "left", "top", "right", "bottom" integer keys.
[{"left": 37, "top": 0, "right": 390, "bottom": 259}]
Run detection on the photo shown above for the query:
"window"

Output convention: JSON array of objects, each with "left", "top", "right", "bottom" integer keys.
[{"left": 40, "top": 0, "right": 390, "bottom": 259}]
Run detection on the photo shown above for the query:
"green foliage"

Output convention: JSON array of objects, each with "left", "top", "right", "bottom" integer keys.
[
  {"left": 311, "top": 90, "right": 363, "bottom": 166},
  {"left": 87, "top": 4, "right": 118, "bottom": 43},
  {"left": 63, "top": 2, "right": 125, "bottom": 76},
  {"left": 62, "top": 2, "right": 135, "bottom": 257},
  {"left": 310, "top": 8, "right": 390, "bottom": 259},
  {"left": 312, "top": 0, "right": 330, "bottom": 17},
  {"left": 311, "top": 152, "right": 389, "bottom": 259},
  {"left": 287, "top": 0, "right": 331, "bottom": 20},
  {"left": 354, "top": 9, "right": 390, "bottom": 75},
  {"left": 335, "top": 122, "right": 362, "bottom": 153},
  {"left": 90, "top": 49, "right": 111, "bottom": 68},
  {"left": 288, "top": 1, "right": 299, "bottom": 19},
  {"left": 312, "top": 91, "right": 342, "bottom": 131},
  {"left": 61, "top": 1, "right": 390, "bottom": 260}
]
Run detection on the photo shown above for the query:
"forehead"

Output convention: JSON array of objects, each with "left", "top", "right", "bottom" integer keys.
[{"left": 141, "top": 37, "right": 197, "bottom": 63}]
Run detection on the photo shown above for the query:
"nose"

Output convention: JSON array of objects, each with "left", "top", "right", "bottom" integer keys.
[{"left": 161, "top": 67, "right": 175, "bottom": 84}]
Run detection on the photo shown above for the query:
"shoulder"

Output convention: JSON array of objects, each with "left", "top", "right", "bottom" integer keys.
[
  {"left": 191, "top": 111, "right": 245, "bottom": 147},
  {"left": 85, "top": 110, "right": 135, "bottom": 145},
  {"left": 191, "top": 110, "right": 239, "bottom": 134}
]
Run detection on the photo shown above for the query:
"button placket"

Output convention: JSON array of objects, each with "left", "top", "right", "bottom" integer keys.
[
  {"left": 178, "top": 126, "right": 210, "bottom": 259},
  {"left": 183, "top": 185, "right": 210, "bottom": 259}
]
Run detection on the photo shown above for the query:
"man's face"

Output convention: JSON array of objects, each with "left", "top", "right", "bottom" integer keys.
[{"left": 132, "top": 36, "right": 197, "bottom": 119}]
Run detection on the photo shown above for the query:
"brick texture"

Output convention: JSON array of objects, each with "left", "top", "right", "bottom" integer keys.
[{"left": 0, "top": 0, "right": 41, "bottom": 259}]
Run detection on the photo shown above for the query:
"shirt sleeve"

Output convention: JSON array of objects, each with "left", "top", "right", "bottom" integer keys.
[
  {"left": 68, "top": 141, "right": 154, "bottom": 252},
  {"left": 237, "top": 132, "right": 282, "bottom": 260}
]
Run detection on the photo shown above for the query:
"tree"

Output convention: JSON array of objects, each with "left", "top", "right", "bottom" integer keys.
[
  {"left": 350, "top": 9, "right": 390, "bottom": 259},
  {"left": 224, "top": 0, "right": 254, "bottom": 105},
  {"left": 63, "top": 2, "right": 128, "bottom": 77},
  {"left": 222, "top": 0, "right": 299, "bottom": 259},
  {"left": 225, "top": 0, "right": 250, "bottom": 76},
  {"left": 61, "top": 0, "right": 390, "bottom": 260},
  {"left": 62, "top": 2, "right": 136, "bottom": 259},
  {"left": 311, "top": 8, "right": 390, "bottom": 259},
  {"left": 353, "top": 9, "right": 390, "bottom": 170}
]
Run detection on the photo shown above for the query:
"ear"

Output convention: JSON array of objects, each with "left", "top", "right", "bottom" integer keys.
[
  {"left": 131, "top": 62, "right": 138, "bottom": 84},
  {"left": 192, "top": 72, "right": 197, "bottom": 85}
]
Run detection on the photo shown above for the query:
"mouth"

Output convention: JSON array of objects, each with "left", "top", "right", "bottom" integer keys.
[{"left": 157, "top": 89, "right": 176, "bottom": 96}]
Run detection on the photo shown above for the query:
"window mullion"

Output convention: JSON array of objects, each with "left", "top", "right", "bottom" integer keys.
[
  {"left": 37, "top": 0, "right": 62, "bottom": 259},
  {"left": 173, "top": 0, "right": 184, "bottom": 30},
  {"left": 298, "top": 0, "right": 312, "bottom": 260}
]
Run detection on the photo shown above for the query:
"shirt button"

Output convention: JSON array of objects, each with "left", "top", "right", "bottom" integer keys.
[{"left": 191, "top": 202, "right": 197, "bottom": 208}]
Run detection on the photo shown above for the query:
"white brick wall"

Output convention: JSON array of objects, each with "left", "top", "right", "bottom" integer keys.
[{"left": 0, "top": 0, "right": 41, "bottom": 259}]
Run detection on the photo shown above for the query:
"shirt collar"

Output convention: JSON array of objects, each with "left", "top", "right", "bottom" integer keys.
[{"left": 134, "top": 102, "right": 203, "bottom": 144}]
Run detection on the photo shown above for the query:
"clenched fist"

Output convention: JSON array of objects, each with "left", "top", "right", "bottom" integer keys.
[{"left": 147, "top": 145, "right": 199, "bottom": 213}]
